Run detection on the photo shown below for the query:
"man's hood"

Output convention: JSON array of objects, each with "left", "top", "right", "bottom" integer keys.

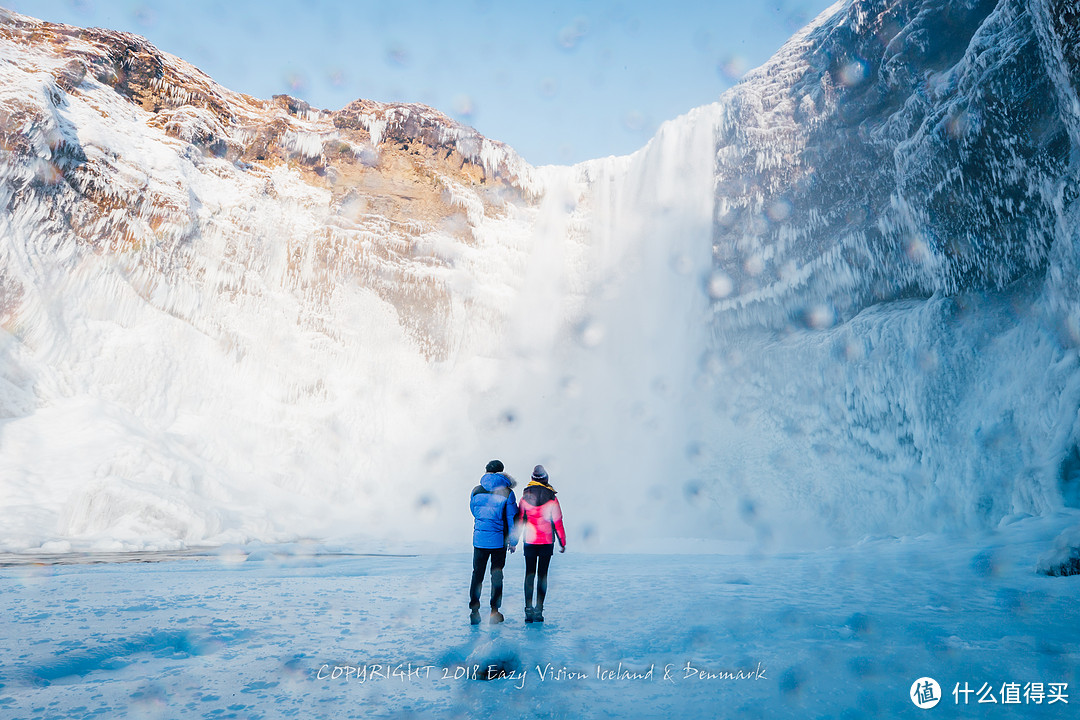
[{"left": 481, "top": 472, "right": 515, "bottom": 491}]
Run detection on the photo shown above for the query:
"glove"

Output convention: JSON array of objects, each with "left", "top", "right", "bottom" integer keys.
[
  {"left": 559, "top": 545, "right": 566, "bottom": 553},
  {"left": 508, "top": 544, "right": 516, "bottom": 553}
]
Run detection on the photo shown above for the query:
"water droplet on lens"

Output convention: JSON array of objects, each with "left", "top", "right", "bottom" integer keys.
[
  {"left": 917, "top": 349, "right": 939, "bottom": 373},
  {"left": 904, "top": 234, "right": 931, "bottom": 263},
  {"left": 671, "top": 253, "right": 693, "bottom": 275},
  {"left": 684, "top": 480, "right": 705, "bottom": 505},
  {"left": 707, "top": 272, "right": 733, "bottom": 299},
  {"left": 838, "top": 59, "right": 867, "bottom": 87},
  {"left": 623, "top": 110, "right": 645, "bottom": 132},
  {"left": 557, "top": 17, "right": 589, "bottom": 50},
  {"left": 717, "top": 54, "right": 747, "bottom": 81},
  {"left": 576, "top": 319, "right": 605, "bottom": 347},
  {"left": 453, "top": 94, "right": 475, "bottom": 120},
  {"left": 805, "top": 305, "right": 835, "bottom": 329},
  {"left": 415, "top": 495, "right": 438, "bottom": 521},
  {"left": 766, "top": 199, "right": 792, "bottom": 222}
]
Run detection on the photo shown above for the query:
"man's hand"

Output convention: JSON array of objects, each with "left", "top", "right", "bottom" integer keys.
[
  {"left": 559, "top": 545, "right": 566, "bottom": 553},
  {"left": 508, "top": 544, "right": 516, "bottom": 554}
]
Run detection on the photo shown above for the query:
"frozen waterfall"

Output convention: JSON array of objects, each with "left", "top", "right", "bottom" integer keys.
[{"left": 1, "top": 0, "right": 1079, "bottom": 552}]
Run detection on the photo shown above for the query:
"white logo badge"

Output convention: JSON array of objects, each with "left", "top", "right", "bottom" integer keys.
[{"left": 911, "top": 677, "right": 942, "bottom": 709}]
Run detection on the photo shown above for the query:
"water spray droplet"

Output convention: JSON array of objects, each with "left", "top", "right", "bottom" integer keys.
[
  {"left": 385, "top": 43, "right": 410, "bottom": 67},
  {"left": 917, "top": 349, "right": 939, "bottom": 373},
  {"left": 838, "top": 59, "right": 868, "bottom": 87},
  {"left": 904, "top": 234, "right": 931, "bottom": 264},
  {"left": 766, "top": 199, "right": 792, "bottom": 222},
  {"left": 453, "top": 94, "right": 475, "bottom": 121},
  {"left": 706, "top": 272, "right": 734, "bottom": 299},
  {"left": 415, "top": 495, "right": 439, "bottom": 522},
  {"left": 717, "top": 54, "right": 747, "bottom": 82},
  {"left": 623, "top": 110, "right": 646, "bottom": 132},
  {"left": 806, "top": 305, "right": 835, "bottom": 329},
  {"left": 744, "top": 255, "right": 764, "bottom": 277},
  {"left": 684, "top": 480, "right": 706, "bottom": 506},
  {"left": 557, "top": 17, "right": 589, "bottom": 50},
  {"left": 576, "top": 319, "right": 605, "bottom": 348},
  {"left": 671, "top": 253, "right": 694, "bottom": 275}
]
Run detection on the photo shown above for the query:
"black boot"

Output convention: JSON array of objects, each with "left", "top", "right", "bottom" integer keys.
[
  {"left": 524, "top": 606, "right": 534, "bottom": 624},
  {"left": 533, "top": 605, "right": 544, "bottom": 623},
  {"left": 470, "top": 609, "right": 481, "bottom": 625}
]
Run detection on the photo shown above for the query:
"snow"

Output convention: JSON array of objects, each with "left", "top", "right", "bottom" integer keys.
[{"left": 0, "top": 515, "right": 1077, "bottom": 718}]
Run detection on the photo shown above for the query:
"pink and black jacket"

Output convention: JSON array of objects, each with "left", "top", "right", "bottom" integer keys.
[{"left": 510, "top": 480, "right": 566, "bottom": 548}]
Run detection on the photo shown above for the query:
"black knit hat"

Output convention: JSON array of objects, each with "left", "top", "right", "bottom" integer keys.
[
  {"left": 531, "top": 464, "right": 548, "bottom": 481},
  {"left": 486, "top": 460, "right": 504, "bottom": 473}
]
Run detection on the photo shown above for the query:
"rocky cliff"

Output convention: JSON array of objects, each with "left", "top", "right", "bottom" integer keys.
[{"left": 0, "top": 8, "right": 538, "bottom": 361}]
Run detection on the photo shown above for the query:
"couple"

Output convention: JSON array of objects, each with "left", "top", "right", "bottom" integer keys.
[{"left": 469, "top": 460, "right": 566, "bottom": 625}]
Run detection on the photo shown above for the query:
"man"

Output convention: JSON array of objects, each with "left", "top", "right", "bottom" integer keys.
[{"left": 469, "top": 459, "right": 518, "bottom": 625}]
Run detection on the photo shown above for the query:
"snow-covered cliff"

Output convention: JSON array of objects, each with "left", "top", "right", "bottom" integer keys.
[
  {"left": 696, "top": 0, "right": 1080, "bottom": 539},
  {"left": 0, "top": 8, "right": 547, "bottom": 550}
]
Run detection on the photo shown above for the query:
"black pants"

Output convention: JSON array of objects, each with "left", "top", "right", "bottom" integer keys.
[
  {"left": 523, "top": 543, "right": 554, "bottom": 609},
  {"left": 469, "top": 547, "right": 506, "bottom": 610}
]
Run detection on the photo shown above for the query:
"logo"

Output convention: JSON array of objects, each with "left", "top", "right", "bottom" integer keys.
[{"left": 911, "top": 677, "right": 942, "bottom": 709}]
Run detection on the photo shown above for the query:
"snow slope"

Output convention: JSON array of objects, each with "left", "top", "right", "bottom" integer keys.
[{"left": 1, "top": 0, "right": 1079, "bottom": 552}]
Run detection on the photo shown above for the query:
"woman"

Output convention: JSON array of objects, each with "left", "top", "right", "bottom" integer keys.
[{"left": 509, "top": 465, "right": 566, "bottom": 623}]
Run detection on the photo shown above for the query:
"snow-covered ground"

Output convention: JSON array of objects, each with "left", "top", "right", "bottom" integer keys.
[{"left": 2, "top": 513, "right": 1078, "bottom": 719}]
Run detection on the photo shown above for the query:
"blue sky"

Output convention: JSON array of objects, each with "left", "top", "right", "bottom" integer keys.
[{"left": 12, "top": 0, "right": 838, "bottom": 165}]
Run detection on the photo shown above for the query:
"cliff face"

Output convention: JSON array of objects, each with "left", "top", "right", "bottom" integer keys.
[
  {"left": 696, "top": 0, "right": 1080, "bottom": 536},
  {"left": 708, "top": 0, "right": 1080, "bottom": 332},
  {"left": 0, "top": 8, "right": 556, "bottom": 549},
  {"left": 0, "top": 8, "right": 538, "bottom": 361}
]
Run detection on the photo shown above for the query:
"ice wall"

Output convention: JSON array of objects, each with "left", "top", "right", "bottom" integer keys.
[{"left": 691, "top": 0, "right": 1080, "bottom": 541}]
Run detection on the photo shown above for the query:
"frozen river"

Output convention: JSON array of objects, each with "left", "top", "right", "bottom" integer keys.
[{"left": 2, "top": 517, "right": 1078, "bottom": 719}]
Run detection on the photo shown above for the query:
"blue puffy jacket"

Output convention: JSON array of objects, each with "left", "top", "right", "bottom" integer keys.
[{"left": 470, "top": 473, "right": 518, "bottom": 549}]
